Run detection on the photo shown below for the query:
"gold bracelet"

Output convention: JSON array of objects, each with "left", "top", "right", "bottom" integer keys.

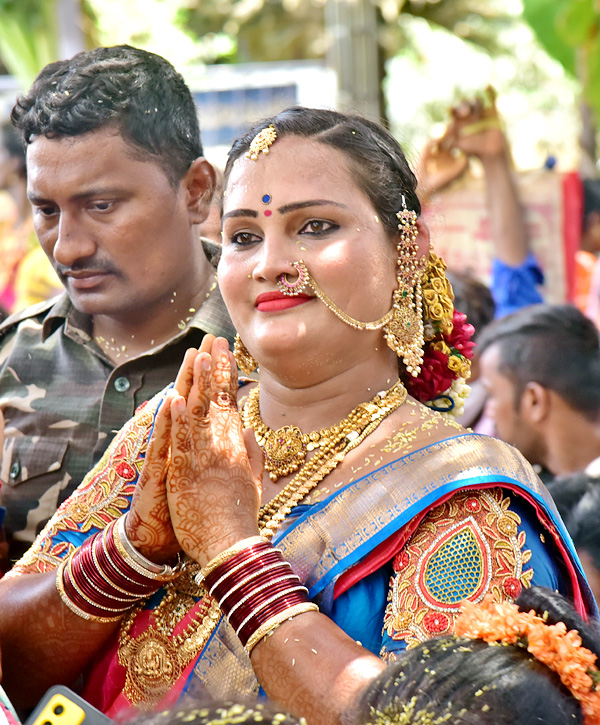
[
  {"left": 56, "top": 557, "right": 125, "bottom": 624},
  {"left": 114, "top": 515, "right": 181, "bottom": 581},
  {"left": 245, "top": 602, "right": 319, "bottom": 655},
  {"left": 199, "top": 536, "right": 269, "bottom": 582}
]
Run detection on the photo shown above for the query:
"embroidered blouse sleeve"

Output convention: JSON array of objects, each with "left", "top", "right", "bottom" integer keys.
[
  {"left": 380, "top": 486, "right": 561, "bottom": 660},
  {"left": 5, "top": 391, "right": 166, "bottom": 577}
]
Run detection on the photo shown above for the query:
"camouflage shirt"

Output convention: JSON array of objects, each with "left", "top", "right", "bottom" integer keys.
[{"left": 0, "top": 283, "right": 235, "bottom": 562}]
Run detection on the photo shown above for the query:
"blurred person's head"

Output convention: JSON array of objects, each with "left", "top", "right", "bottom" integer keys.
[
  {"left": 477, "top": 304, "right": 600, "bottom": 473},
  {"left": 0, "top": 120, "right": 26, "bottom": 191},
  {"left": 128, "top": 700, "right": 304, "bottom": 725},
  {"left": 356, "top": 586, "right": 600, "bottom": 724},
  {"left": 568, "top": 486, "right": 600, "bottom": 605}
]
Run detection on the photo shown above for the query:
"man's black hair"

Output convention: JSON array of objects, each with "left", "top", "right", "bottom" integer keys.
[
  {"left": 11, "top": 45, "right": 203, "bottom": 187},
  {"left": 477, "top": 303, "right": 600, "bottom": 417}
]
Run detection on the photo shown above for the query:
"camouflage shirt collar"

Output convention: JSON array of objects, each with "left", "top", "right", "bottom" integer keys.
[{"left": 41, "top": 285, "right": 235, "bottom": 349}]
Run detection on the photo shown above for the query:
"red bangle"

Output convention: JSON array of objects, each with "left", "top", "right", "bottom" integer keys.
[
  {"left": 208, "top": 550, "right": 283, "bottom": 597},
  {"left": 226, "top": 575, "right": 302, "bottom": 629},
  {"left": 213, "top": 561, "right": 291, "bottom": 605},
  {"left": 203, "top": 541, "right": 274, "bottom": 590}
]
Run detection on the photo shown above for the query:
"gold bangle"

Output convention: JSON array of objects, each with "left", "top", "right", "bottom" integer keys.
[
  {"left": 245, "top": 602, "right": 319, "bottom": 655},
  {"left": 199, "top": 536, "right": 269, "bottom": 581},
  {"left": 114, "top": 516, "right": 181, "bottom": 581},
  {"left": 56, "top": 557, "right": 125, "bottom": 624}
]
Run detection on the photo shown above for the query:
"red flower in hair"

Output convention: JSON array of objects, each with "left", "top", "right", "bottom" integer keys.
[
  {"left": 447, "top": 311, "right": 476, "bottom": 360},
  {"left": 406, "top": 347, "right": 454, "bottom": 403}
]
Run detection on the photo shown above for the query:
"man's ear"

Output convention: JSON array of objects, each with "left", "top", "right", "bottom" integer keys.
[
  {"left": 182, "top": 158, "right": 217, "bottom": 223},
  {"left": 520, "top": 381, "right": 551, "bottom": 424}
]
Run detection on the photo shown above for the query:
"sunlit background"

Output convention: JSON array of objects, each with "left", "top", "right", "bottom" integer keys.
[{"left": 0, "top": 0, "right": 596, "bottom": 174}]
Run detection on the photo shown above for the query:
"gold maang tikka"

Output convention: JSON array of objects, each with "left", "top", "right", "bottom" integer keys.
[
  {"left": 246, "top": 124, "right": 277, "bottom": 161},
  {"left": 382, "top": 196, "right": 425, "bottom": 377}
]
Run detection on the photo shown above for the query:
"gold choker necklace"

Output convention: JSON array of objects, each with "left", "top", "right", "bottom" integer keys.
[{"left": 242, "top": 380, "right": 407, "bottom": 482}]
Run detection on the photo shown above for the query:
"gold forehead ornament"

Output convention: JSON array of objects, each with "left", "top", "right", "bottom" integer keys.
[{"left": 245, "top": 124, "right": 278, "bottom": 161}]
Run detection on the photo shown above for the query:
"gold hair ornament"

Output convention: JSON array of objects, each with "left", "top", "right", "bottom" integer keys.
[{"left": 246, "top": 124, "right": 278, "bottom": 161}]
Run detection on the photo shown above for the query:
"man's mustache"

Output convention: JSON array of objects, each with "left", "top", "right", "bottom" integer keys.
[{"left": 54, "top": 258, "right": 117, "bottom": 277}]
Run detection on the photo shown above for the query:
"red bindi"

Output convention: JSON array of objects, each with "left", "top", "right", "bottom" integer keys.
[{"left": 264, "top": 209, "right": 272, "bottom": 216}]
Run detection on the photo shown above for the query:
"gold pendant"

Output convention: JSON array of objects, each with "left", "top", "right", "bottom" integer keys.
[
  {"left": 121, "top": 628, "right": 181, "bottom": 708},
  {"left": 264, "top": 426, "right": 307, "bottom": 481}
]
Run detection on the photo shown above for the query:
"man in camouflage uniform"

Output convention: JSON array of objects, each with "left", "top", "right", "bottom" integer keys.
[{"left": 0, "top": 46, "right": 235, "bottom": 566}]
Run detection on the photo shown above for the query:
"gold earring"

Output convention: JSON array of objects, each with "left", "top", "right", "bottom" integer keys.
[
  {"left": 383, "top": 196, "right": 425, "bottom": 376},
  {"left": 233, "top": 334, "right": 258, "bottom": 374}
]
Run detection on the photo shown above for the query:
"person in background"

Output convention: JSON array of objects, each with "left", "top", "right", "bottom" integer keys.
[
  {"left": 0, "top": 45, "right": 235, "bottom": 567},
  {"left": 0, "top": 107, "right": 592, "bottom": 724},
  {"left": 569, "top": 487, "right": 600, "bottom": 606},
  {"left": 0, "top": 121, "right": 61, "bottom": 313},
  {"left": 477, "top": 303, "right": 600, "bottom": 485}
]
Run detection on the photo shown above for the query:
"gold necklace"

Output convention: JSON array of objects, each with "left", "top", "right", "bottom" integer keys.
[
  {"left": 243, "top": 381, "right": 407, "bottom": 482},
  {"left": 117, "top": 378, "right": 406, "bottom": 708}
]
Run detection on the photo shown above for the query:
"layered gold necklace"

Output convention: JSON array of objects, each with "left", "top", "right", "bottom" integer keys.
[
  {"left": 117, "top": 378, "right": 407, "bottom": 708},
  {"left": 243, "top": 380, "right": 407, "bottom": 482}
]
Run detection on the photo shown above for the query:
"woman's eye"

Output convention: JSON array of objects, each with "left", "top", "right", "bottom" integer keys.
[
  {"left": 300, "top": 220, "right": 336, "bottom": 235},
  {"left": 231, "top": 231, "right": 261, "bottom": 246}
]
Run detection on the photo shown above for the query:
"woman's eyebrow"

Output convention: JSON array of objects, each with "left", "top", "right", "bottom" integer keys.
[
  {"left": 277, "top": 199, "right": 348, "bottom": 214},
  {"left": 222, "top": 208, "right": 258, "bottom": 221}
]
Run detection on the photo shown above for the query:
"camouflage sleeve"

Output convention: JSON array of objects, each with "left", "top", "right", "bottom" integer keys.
[
  {"left": 380, "top": 487, "right": 546, "bottom": 660},
  {"left": 5, "top": 388, "right": 168, "bottom": 577}
]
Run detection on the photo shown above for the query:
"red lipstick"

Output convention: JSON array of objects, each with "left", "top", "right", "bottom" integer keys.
[{"left": 255, "top": 291, "right": 313, "bottom": 312}]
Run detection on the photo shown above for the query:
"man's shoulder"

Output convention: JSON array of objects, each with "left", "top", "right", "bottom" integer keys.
[{"left": 0, "top": 294, "right": 67, "bottom": 341}]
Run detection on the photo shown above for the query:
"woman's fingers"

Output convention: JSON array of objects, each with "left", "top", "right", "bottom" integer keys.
[
  {"left": 127, "top": 391, "right": 180, "bottom": 561},
  {"left": 174, "top": 348, "right": 199, "bottom": 398}
]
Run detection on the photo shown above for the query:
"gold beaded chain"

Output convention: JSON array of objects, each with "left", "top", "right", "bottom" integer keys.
[
  {"left": 243, "top": 380, "right": 407, "bottom": 482},
  {"left": 117, "top": 378, "right": 407, "bottom": 708}
]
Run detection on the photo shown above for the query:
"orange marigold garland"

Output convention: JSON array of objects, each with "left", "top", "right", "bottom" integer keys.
[{"left": 455, "top": 594, "right": 600, "bottom": 724}]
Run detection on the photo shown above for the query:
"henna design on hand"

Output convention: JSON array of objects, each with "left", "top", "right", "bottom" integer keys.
[
  {"left": 167, "top": 338, "right": 261, "bottom": 565},
  {"left": 127, "top": 392, "right": 180, "bottom": 563}
]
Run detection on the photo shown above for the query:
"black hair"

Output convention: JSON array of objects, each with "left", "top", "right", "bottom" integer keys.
[
  {"left": 476, "top": 303, "right": 600, "bottom": 417},
  {"left": 446, "top": 270, "right": 495, "bottom": 341},
  {"left": 356, "top": 587, "right": 598, "bottom": 724},
  {"left": 223, "top": 106, "right": 421, "bottom": 240},
  {"left": 126, "top": 700, "right": 303, "bottom": 725},
  {"left": 569, "top": 485, "right": 600, "bottom": 571},
  {"left": 546, "top": 470, "right": 599, "bottom": 525},
  {"left": 11, "top": 45, "right": 203, "bottom": 187}
]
